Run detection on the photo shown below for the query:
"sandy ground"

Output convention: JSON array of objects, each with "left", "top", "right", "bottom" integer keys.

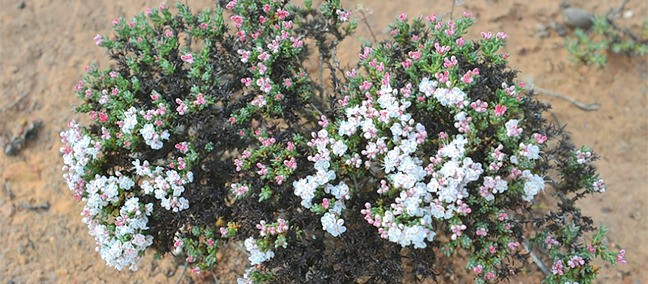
[{"left": 0, "top": 0, "right": 646, "bottom": 283}]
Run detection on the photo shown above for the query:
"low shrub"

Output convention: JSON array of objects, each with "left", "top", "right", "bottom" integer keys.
[{"left": 61, "top": 1, "right": 624, "bottom": 283}]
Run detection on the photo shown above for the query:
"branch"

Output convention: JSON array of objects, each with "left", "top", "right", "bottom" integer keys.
[
  {"left": 356, "top": 7, "right": 377, "bottom": 43},
  {"left": 523, "top": 240, "right": 551, "bottom": 276},
  {"left": 0, "top": 92, "right": 28, "bottom": 113},
  {"left": 525, "top": 85, "right": 600, "bottom": 111}
]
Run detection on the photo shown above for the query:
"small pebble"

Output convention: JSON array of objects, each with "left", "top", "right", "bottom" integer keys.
[
  {"left": 535, "top": 23, "right": 549, "bottom": 38},
  {"left": 1, "top": 201, "right": 16, "bottom": 218},
  {"left": 4, "top": 119, "right": 43, "bottom": 156},
  {"left": 16, "top": 1, "right": 25, "bottom": 9},
  {"left": 550, "top": 20, "right": 567, "bottom": 37},
  {"left": 563, "top": 7, "right": 594, "bottom": 29}
]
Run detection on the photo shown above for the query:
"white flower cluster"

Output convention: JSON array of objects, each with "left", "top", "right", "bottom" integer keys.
[
  {"left": 244, "top": 237, "right": 275, "bottom": 265},
  {"left": 85, "top": 196, "right": 154, "bottom": 271},
  {"left": 297, "top": 76, "right": 482, "bottom": 246},
  {"left": 133, "top": 159, "right": 192, "bottom": 212},
  {"left": 121, "top": 107, "right": 138, "bottom": 134},
  {"left": 61, "top": 121, "right": 102, "bottom": 200},
  {"left": 237, "top": 268, "right": 256, "bottom": 284},
  {"left": 298, "top": 72, "right": 553, "bottom": 248},
  {"left": 364, "top": 79, "right": 480, "bottom": 247},
  {"left": 521, "top": 170, "right": 545, "bottom": 201},
  {"left": 429, "top": 137, "right": 484, "bottom": 213},
  {"left": 321, "top": 212, "right": 347, "bottom": 237},
  {"left": 292, "top": 131, "right": 349, "bottom": 236},
  {"left": 139, "top": 123, "right": 170, "bottom": 150},
  {"left": 61, "top": 119, "right": 194, "bottom": 271},
  {"left": 479, "top": 176, "right": 509, "bottom": 201},
  {"left": 77, "top": 170, "right": 154, "bottom": 270},
  {"left": 62, "top": 121, "right": 155, "bottom": 270}
]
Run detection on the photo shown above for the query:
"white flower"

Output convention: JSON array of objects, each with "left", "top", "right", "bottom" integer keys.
[
  {"left": 505, "top": 119, "right": 523, "bottom": 137},
  {"left": 387, "top": 224, "right": 403, "bottom": 244},
  {"left": 447, "top": 87, "right": 467, "bottom": 107},
  {"left": 390, "top": 123, "right": 403, "bottom": 138},
  {"left": 132, "top": 159, "right": 152, "bottom": 176},
  {"left": 244, "top": 237, "right": 275, "bottom": 265},
  {"left": 361, "top": 119, "right": 377, "bottom": 139},
  {"left": 439, "top": 135, "right": 467, "bottom": 159},
  {"left": 401, "top": 194, "right": 422, "bottom": 216},
  {"left": 325, "top": 181, "right": 350, "bottom": 200},
  {"left": 519, "top": 143, "right": 540, "bottom": 160},
  {"left": 329, "top": 199, "right": 346, "bottom": 215},
  {"left": 592, "top": 179, "right": 606, "bottom": 193},
  {"left": 122, "top": 107, "right": 138, "bottom": 134},
  {"left": 400, "top": 137, "right": 417, "bottom": 155},
  {"left": 331, "top": 140, "right": 348, "bottom": 156},
  {"left": 384, "top": 148, "right": 401, "bottom": 173},
  {"left": 454, "top": 111, "right": 467, "bottom": 122},
  {"left": 118, "top": 176, "right": 135, "bottom": 190},
  {"left": 434, "top": 87, "right": 466, "bottom": 107},
  {"left": 122, "top": 197, "right": 140, "bottom": 213},
  {"left": 378, "top": 84, "right": 393, "bottom": 96},
  {"left": 404, "top": 225, "right": 427, "bottom": 248},
  {"left": 139, "top": 124, "right": 154, "bottom": 140},
  {"left": 418, "top": 77, "right": 437, "bottom": 97},
  {"left": 494, "top": 178, "right": 508, "bottom": 193},
  {"left": 293, "top": 178, "right": 316, "bottom": 208},
  {"left": 338, "top": 120, "right": 358, "bottom": 137},
  {"left": 139, "top": 124, "right": 169, "bottom": 150},
  {"left": 526, "top": 144, "right": 540, "bottom": 160},
  {"left": 522, "top": 170, "right": 545, "bottom": 201},
  {"left": 321, "top": 212, "right": 347, "bottom": 237}
]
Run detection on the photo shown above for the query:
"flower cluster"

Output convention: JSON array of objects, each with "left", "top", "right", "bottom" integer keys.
[
  {"left": 288, "top": 11, "right": 622, "bottom": 284},
  {"left": 61, "top": 2, "right": 218, "bottom": 272},
  {"left": 132, "top": 159, "right": 193, "bottom": 212},
  {"left": 227, "top": 0, "right": 310, "bottom": 124},
  {"left": 243, "top": 218, "right": 289, "bottom": 266},
  {"left": 296, "top": 16, "right": 548, "bottom": 257},
  {"left": 62, "top": 121, "right": 155, "bottom": 270}
]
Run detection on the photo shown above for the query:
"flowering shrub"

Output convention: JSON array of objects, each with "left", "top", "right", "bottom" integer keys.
[{"left": 61, "top": 1, "right": 624, "bottom": 283}]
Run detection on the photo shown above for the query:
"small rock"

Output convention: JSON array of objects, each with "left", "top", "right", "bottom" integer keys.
[
  {"left": 563, "top": 7, "right": 594, "bottom": 29},
  {"left": 4, "top": 119, "right": 43, "bottom": 156},
  {"left": 1, "top": 201, "right": 15, "bottom": 218},
  {"left": 550, "top": 20, "right": 568, "bottom": 37},
  {"left": 16, "top": 1, "right": 25, "bottom": 9},
  {"left": 535, "top": 23, "right": 549, "bottom": 38}
]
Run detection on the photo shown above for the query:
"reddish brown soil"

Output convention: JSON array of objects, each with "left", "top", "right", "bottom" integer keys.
[{"left": 1, "top": 0, "right": 645, "bottom": 283}]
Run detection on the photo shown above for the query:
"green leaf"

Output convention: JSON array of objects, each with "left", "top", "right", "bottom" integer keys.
[{"left": 259, "top": 186, "right": 272, "bottom": 202}]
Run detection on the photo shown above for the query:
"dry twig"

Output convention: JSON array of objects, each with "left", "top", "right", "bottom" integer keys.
[
  {"left": 356, "top": 7, "right": 377, "bottom": 43},
  {"left": 524, "top": 85, "right": 600, "bottom": 111},
  {"left": 4, "top": 181, "right": 15, "bottom": 200},
  {"left": 523, "top": 240, "right": 551, "bottom": 276},
  {"left": 0, "top": 92, "right": 28, "bottom": 114},
  {"left": 176, "top": 261, "right": 188, "bottom": 284}
]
